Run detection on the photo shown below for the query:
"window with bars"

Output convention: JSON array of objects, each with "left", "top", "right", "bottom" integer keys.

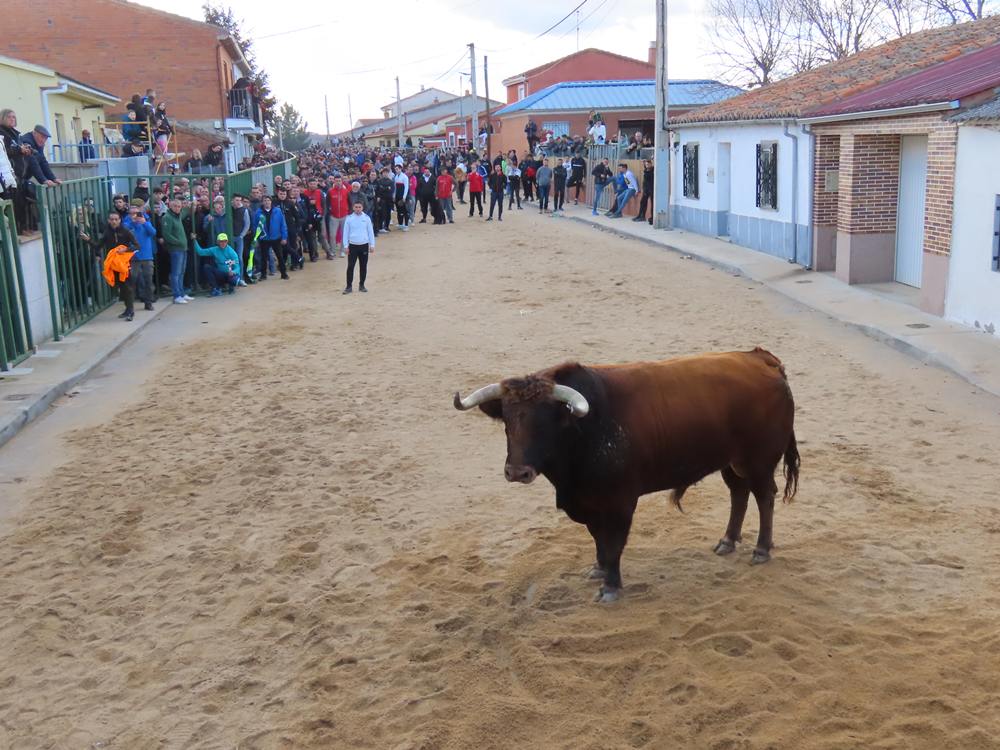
[
  {"left": 756, "top": 141, "right": 778, "bottom": 210},
  {"left": 993, "top": 195, "right": 1000, "bottom": 272},
  {"left": 682, "top": 143, "right": 699, "bottom": 199}
]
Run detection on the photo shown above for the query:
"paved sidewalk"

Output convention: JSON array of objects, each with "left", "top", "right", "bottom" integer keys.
[
  {"left": 0, "top": 302, "right": 168, "bottom": 449},
  {"left": 559, "top": 203, "right": 1000, "bottom": 398}
]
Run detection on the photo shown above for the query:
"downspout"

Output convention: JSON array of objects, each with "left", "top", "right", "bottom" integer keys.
[
  {"left": 40, "top": 83, "right": 69, "bottom": 160},
  {"left": 803, "top": 123, "right": 815, "bottom": 270},
  {"left": 782, "top": 120, "right": 799, "bottom": 265}
]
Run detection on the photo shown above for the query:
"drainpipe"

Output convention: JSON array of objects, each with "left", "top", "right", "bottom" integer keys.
[
  {"left": 782, "top": 120, "right": 799, "bottom": 265},
  {"left": 803, "top": 123, "right": 815, "bottom": 270},
  {"left": 41, "top": 83, "right": 69, "bottom": 160}
]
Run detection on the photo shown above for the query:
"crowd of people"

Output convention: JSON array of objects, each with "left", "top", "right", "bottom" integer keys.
[{"left": 4, "top": 123, "right": 658, "bottom": 320}]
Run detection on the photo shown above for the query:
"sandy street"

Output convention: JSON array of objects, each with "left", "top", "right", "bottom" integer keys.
[{"left": 1, "top": 208, "right": 1000, "bottom": 750}]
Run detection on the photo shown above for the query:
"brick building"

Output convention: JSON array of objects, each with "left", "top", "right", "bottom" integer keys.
[
  {"left": 501, "top": 47, "right": 656, "bottom": 105},
  {"left": 670, "top": 15, "right": 1000, "bottom": 317},
  {"left": 2, "top": 0, "right": 264, "bottom": 166}
]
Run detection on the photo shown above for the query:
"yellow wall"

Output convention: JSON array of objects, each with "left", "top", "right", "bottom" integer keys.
[{"left": 0, "top": 60, "right": 108, "bottom": 161}]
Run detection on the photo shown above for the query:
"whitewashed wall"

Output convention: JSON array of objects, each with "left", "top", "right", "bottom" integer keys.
[{"left": 945, "top": 125, "right": 1000, "bottom": 336}]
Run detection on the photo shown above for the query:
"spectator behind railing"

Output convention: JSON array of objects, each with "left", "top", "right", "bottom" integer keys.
[
  {"left": 184, "top": 149, "right": 203, "bottom": 174},
  {"left": 152, "top": 102, "right": 174, "bottom": 158},
  {"left": 79, "top": 129, "right": 97, "bottom": 162}
]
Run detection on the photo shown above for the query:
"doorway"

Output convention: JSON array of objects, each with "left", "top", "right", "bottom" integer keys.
[{"left": 895, "top": 135, "right": 927, "bottom": 287}]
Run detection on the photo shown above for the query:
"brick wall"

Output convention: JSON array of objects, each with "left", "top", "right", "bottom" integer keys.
[
  {"left": 2, "top": 0, "right": 234, "bottom": 124},
  {"left": 813, "top": 133, "right": 840, "bottom": 226},
  {"left": 812, "top": 112, "right": 958, "bottom": 256}
]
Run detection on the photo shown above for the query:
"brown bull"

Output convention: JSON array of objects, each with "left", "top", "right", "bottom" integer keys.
[{"left": 454, "top": 348, "right": 800, "bottom": 602}]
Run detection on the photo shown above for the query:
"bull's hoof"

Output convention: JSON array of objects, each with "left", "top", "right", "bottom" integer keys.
[
  {"left": 750, "top": 548, "right": 771, "bottom": 565},
  {"left": 594, "top": 585, "right": 621, "bottom": 603},
  {"left": 587, "top": 565, "right": 607, "bottom": 580},
  {"left": 713, "top": 538, "right": 737, "bottom": 556}
]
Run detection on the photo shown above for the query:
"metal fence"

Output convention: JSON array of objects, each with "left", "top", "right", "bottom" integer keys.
[
  {"left": 36, "top": 156, "right": 297, "bottom": 339},
  {"left": 0, "top": 200, "right": 33, "bottom": 370},
  {"left": 584, "top": 145, "right": 645, "bottom": 214}
]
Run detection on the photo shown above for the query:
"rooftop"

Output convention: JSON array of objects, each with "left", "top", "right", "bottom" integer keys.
[
  {"left": 673, "top": 15, "right": 1000, "bottom": 125},
  {"left": 806, "top": 41, "right": 1000, "bottom": 118},
  {"left": 495, "top": 79, "right": 744, "bottom": 116},
  {"left": 951, "top": 94, "right": 1000, "bottom": 122},
  {"left": 501, "top": 48, "right": 652, "bottom": 85}
]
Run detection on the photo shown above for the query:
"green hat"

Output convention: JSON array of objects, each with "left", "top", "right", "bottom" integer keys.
[{"left": 217, "top": 232, "right": 228, "bottom": 242}]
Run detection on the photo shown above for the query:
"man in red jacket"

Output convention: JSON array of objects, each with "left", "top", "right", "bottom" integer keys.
[
  {"left": 436, "top": 169, "right": 455, "bottom": 224},
  {"left": 326, "top": 175, "right": 350, "bottom": 258},
  {"left": 467, "top": 162, "right": 484, "bottom": 218}
]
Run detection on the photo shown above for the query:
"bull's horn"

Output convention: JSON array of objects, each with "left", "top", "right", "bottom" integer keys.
[
  {"left": 453, "top": 383, "right": 503, "bottom": 411},
  {"left": 552, "top": 385, "right": 589, "bottom": 417}
]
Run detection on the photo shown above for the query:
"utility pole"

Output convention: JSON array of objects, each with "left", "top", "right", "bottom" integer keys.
[
  {"left": 348, "top": 95, "right": 354, "bottom": 139},
  {"left": 396, "top": 76, "right": 403, "bottom": 147},
  {"left": 484, "top": 55, "right": 492, "bottom": 158},
  {"left": 468, "top": 43, "right": 479, "bottom": 150},
  {"left": 276, "top": 116, "right": 284, "bottom": 151},
  {"left": 653, "top": 0, "right": 671, "bottom": 229},
  {"left": 458, "top": 75, "right": 464, "bottom": 147},
  {"left": 324, "top": 94, "right": 330, "bottom": 144}
]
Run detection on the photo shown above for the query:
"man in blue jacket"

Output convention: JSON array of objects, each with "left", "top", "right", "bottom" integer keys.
[
  {"left": 251, "top": 194, "right": 288, "bottom": 280},
  {"left": 195, "top": 233, "right": 241, "bottom": 295},
  {"left": 123, "top": 201, "right": 157, "bottom": 311}
]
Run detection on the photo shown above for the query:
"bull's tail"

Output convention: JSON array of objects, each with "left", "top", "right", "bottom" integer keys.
[{"left": 782, "top": 430, "right": 800, "bottom": 503}]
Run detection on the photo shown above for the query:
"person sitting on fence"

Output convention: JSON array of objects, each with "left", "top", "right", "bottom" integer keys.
[
  {"left": 607, "top": 163, "right": 639, "bottom": 219},
  {"left": 81, "top": 210, "right": 139, "bottom": 321},
  {"left": 195, "top": 233, "right": 241, "bottom": 296},
  {"left": 124, "top": 200, "right": 157, "bottom": 311}
]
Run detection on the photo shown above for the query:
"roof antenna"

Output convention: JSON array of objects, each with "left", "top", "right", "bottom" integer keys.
[{"left": 576, "top": 9, "right": 580, "bottom": 51}]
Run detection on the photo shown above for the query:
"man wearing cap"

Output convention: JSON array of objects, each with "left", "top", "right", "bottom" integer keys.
[
  {"left": 194, "top": 233, "right": 241, "bottom": 296},
  {"left": 17, "top": 125, "right": 60, "bottom": 188}
]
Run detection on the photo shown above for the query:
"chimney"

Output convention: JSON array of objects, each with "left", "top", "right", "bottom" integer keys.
[
  {"left": 420, "top": 84, "right": 425, "bottom": 91},
  {"left": 648, "top": 42, "right": 656, "bottom": 66}
]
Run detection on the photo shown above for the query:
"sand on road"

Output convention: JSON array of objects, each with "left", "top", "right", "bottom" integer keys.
[{"left": 1, "top": 209, "right": 1000, "bottom": 749}]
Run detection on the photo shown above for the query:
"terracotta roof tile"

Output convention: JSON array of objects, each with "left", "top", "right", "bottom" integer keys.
[{"left": 673, "top": 16, "right": 1000, "bottom": 125}]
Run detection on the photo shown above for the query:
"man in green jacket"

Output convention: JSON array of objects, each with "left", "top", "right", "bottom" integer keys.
[
  {"left": 162, "top": 198, "right": 192, "bottom": 304},
  {"left": 194, "top": 233, "right": 241, "bottom": 296}
]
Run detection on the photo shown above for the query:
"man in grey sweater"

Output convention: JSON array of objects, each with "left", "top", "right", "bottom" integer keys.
[{"left": 535, "top": 159, "right": 553, "bottom": 213}]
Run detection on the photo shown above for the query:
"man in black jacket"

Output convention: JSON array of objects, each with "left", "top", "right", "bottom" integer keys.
[
  {"left": 278, "top": 185, "right": 304, "bottom": 272},
  {"left": 81, "top": 211, "right": 140, "bottom": 321},
  {"left": 416, "top": 166, "right": 436, "bottom": 223},
  {"left": 376, "top": 168, "right": 395, "bottom": 233},
  {"left": 634, "top": 160, "right": 654, "bottom": 225},
  {"left": 486, "top": 164, "right": 506, "bottom": 222},
  {"left": 569, "top": 154, "right": 586, "bottom": 204}
]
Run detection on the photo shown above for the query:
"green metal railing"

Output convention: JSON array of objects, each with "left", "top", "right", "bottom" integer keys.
[
  {"left": 0, "top": 199, "right": 33, "bottom": 370},
  {"left": 38, "top": 176, "right": 118, "bottom": 338},
  {"left": 38, "top": 156, "right": 298, "bottom": 339}
]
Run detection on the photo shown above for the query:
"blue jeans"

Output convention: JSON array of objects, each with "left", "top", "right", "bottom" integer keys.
[
  {"left": 169, "top": 250, "right": 187, "bottom": 299},
  {"left": 538, "top": 184, "right": 550, "bottom": 210},
  {"left": 592, "top": 183, "right": 607, "bottom": 213},
  {"left": 611, "top": 188, "right": 636, "bottom": 217}
]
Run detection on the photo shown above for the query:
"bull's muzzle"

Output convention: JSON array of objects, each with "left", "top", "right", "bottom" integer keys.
[{"left": 504, "top": 464, "right": 538, "bottom": 484}]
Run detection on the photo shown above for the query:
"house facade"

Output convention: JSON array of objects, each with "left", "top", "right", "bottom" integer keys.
[
  {"left": 381, "top": 88, "right": 456, "bottom": 119},
  {"left": 492, "top": 79, "right": 744, "bottom": 158},
  {"left": 946, "top": 98, "right": 1000, "bottom": 336},
  {"left": 0, "top": 54, "right": 117, "bottom": 162},
  {"left": 3, "top": 0, "right": 262, "bottom": 163},
  {"left": 669, "top": 16, "right": 1000, "bottom": 317},
  {"left": 501, "top": 47, "right": 656, "bottom": 105}
]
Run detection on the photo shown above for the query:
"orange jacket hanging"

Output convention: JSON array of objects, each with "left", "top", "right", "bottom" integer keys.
[{"left": 103, "top": 245, "right": 135, "bottom": 287}]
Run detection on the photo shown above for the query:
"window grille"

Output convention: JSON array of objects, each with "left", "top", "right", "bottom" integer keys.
[
  {"left": 756, "top": 142, "right": 778, "bottom": 209},
  {"left": 993, "top": 195, "right": 1000, "bottom": 272},
  {"left": 682, "top": 143, "right": 699, "bottom": 199}
]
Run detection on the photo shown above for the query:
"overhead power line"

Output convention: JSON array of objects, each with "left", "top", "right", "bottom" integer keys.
[{"left": 535, "top": 0, "right": 589, "bottom": 38}]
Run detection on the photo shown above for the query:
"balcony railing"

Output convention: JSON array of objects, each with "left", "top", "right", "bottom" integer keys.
[{"left": 228, "top": 87, "right": 261, "bottom": 127}]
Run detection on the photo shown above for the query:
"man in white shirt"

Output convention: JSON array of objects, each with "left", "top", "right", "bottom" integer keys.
[
  {"left": 609, "top": 163, "right": 639, "bottom": 218},
  {"left": 341, "top": 200, "right": 375, "bottom": 294},
  {"left": 393, "top": 153, "right": 404, "bottom": 168},
  {"left": 588, "top": 119, "right": 606, "bottom": 145}
]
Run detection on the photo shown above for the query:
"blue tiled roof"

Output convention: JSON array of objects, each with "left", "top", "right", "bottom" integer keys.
[{"left": 495, "top": 79, "right": 744, "bottom": 115}]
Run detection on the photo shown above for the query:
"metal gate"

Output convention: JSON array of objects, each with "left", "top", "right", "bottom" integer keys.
[{"left": 0, "top": 199, "right": 33, "bottom": 370}]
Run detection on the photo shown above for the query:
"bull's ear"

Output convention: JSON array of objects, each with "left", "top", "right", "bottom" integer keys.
[{"left": 478, "top": 400, "right": 503, "bottom": 420}]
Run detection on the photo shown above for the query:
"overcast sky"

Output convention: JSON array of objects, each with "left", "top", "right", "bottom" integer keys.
[{"left": 135, "top": 0, "right": 715, "bottom": 134}]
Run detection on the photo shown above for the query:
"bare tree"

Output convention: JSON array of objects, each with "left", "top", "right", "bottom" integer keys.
[
  {"left": 795, "top": 0, "right": 887, "bottom": 60},
  {"left": 706, "top": 0, "right": 797, "bottom": 87},
  {"left": 921, "top": 0, "right": 996, "bottom": 22},
  {"left": 880, "top": 0, "right": 931, "bottom": 35}
]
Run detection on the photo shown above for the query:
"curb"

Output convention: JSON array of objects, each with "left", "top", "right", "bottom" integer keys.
[
  {"left": 0, "top": 303, "right": 170, "bottom": 450},
  {"left": 567, "top": 213, "right": 1000, "bottom": 400}
]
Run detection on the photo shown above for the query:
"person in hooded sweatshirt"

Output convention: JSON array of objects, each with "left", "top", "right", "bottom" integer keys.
[{"left": 251, "top": 194, "right": 288, "bottom": 280}]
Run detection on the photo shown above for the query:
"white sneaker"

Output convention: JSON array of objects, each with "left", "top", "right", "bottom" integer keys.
[
  {"left": 174, "top": 296, "right": 188, "bottom": 304},
  {"left": 401, "top": 226, "right": 409, "bottom": 232},
  {"left": 183, "top": 295, "right": 194, "bottom": 301}
]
